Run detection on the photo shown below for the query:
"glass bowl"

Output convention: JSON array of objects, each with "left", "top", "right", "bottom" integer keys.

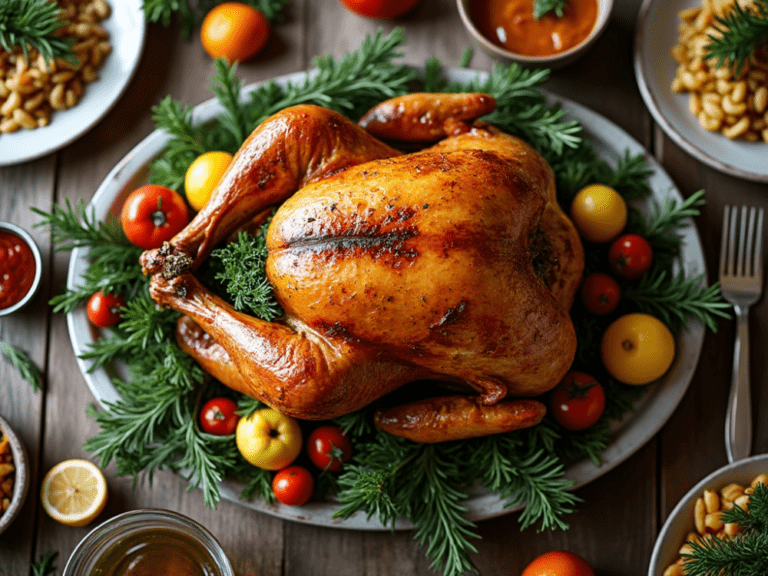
[{"left": 62, "top": 509, "right": 235, "bottom": 576}]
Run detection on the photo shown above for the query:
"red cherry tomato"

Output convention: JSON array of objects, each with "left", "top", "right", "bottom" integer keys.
[
  {"left": 200, "top": 397, "right": 240, "bottom": 436},
  {"left": 272, "top": 466, "right": 315, "bottom": 506},
  {"left": 307, "top": 426, "right": 353, "bottom": 472},
  {"left": 121, "top": 184, "right": 190, "bottom": 250},
  {"left": 339, "top": 0, "right": 420, "bottom": 19},
  {"left": 608, "top": 234, "right": 653, "bottom": 279},
  {"left": 521, "top": 550, "right": 595, "bottom": 576},
  {"left": 580, "top": 273, "right": 621, "bottom": 315},
  {"left": 86, "top": 290, "right": 126, "bottom": 328},
  {"left": 550, "top": 372, "right": 606, "bottom": 431}
]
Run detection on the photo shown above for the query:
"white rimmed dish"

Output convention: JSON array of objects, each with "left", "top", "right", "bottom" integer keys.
[
  {"left": 66, "top": 67, "right": 707, "bottom": 530},
  {"left": 0, "top": 0, "right": 146, "bottom": 167},
  {"left": 648, "top": 453, "right": 768, "bottom": 576},
  {"left": 456, "top": 0, "right": 614, "bottom": 69},
  {"left": 0, "top": 415, "right": 30, "bottom": 536},
  {"left": 634, "top": 0, "right": 768, "bottom": 183}
]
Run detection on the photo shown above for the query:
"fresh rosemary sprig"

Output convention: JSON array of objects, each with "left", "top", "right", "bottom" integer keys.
[
  {"left": 149, "top": 29, "right": 416, "bottom": 191},
  {"left": 33, "top": 200, "right": 144, "bottom": 312},
  {"left": 141, "top": 0, "right": 288, "bottom": 40},
  {"left": 446, "top": 63, "right": 582, "bottom": 157},
  {"left": 0, "top": 342, "right": 42, "bottom": 392},
  {"left": 623, "top": 270, "right": 731, "bottom": 332},
  {"left": 533, "top": 0, "right": 569, "bottom": 19},
  {"left": 705, "top": 0, "right": 768, "bottom": 76},
  {"left": 0, "top": 0, "right": 75, "bottom": 64},
  {"left": 469, "top": 436, "right": 580, "bottom": 530},
  {"left": 30, "top": 551, "right": 58, "bottom": 576},
  {"left": 637, "top": 190, "right": 706, "bottom": 266},
  {"left": 683, "top": 483, "right": 768, "bottom": 576}
]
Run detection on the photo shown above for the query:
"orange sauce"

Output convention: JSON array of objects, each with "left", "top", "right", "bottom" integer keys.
[{"left": 470, "top": 0, "right": 599, "bottom": 57}]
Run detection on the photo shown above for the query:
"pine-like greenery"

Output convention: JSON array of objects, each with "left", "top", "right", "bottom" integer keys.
[
  {"left": 0, "top": 0, "right": 76, "bottom": 64},
  {"left": 705, "top": 0, "right": 768, "bottom": 75},
  {"left": 0, "top": 342, "right": 42, "bottom": 392}
]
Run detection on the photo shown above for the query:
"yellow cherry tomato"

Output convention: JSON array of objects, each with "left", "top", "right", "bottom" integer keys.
[
  {"left": 600, "top": 313, "right": 676, "bottom": 385},
  {"left": 236, "top": 408, "right": 302, "bottom": 470},
  {"left": 570, "top": 184, "right": 628, "bottom": 243},
  {"left": 184, "top": 151, "right": 233, "bottom": 212}
]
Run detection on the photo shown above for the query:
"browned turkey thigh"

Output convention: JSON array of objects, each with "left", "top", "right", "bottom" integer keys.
[{"left": 141, "top": 94, "right": 584, "bottom": 443}]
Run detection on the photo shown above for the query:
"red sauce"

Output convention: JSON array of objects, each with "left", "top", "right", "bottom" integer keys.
[
  {"left": 470, "top": 0, "right": 599, "bottom": 57},
  {"left": 0, "top": 231, "right": 36, "bottom": 309}
]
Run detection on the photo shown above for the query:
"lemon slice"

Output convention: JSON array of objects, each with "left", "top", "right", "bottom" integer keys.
[{"left": 41, "top": 459, "right": 108, "bottom": 527}]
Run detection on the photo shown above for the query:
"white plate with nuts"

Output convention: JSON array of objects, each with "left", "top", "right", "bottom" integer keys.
[
  {"left": 648, "top": 453, "right": 768, "bottom": 576},
  {"left": 0, "top": 0, "right": 145, "bottom": 167},
  {"left": 634, "top": 0, "right": 768, "bottom": 183}
]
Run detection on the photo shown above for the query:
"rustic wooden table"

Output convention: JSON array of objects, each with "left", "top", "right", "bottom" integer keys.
[{"left": 1, "top": 0, "right": 767, "bottom": 574}]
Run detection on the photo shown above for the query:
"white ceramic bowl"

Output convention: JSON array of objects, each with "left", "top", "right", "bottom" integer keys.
[
  {"left": 456, "top": 0, "right": 613, "bottom": 69},
  {"left": 0, "top": 415, "right": 30, "bottom": 536},
  {"left": 648, "top": 453, "right": 768, "bottom": 576}
]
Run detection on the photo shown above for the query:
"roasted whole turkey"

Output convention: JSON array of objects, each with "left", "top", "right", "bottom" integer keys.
[{"left": 140, "top": 93, "right": 585, "bottom": 443}]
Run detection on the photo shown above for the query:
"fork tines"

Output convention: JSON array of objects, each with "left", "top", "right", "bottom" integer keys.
[{"left": 720, "top": 205, "right": 765, "bottom": 281}]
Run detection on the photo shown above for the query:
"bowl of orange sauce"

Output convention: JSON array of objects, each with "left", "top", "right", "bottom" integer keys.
[
  {"left": 457, "top": 0, "right": 613, "bottom": 68},
  {"left": 0, "top": 222, "right": 42, "bottom": 317}
]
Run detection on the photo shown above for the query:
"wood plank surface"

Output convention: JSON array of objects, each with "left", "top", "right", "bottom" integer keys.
[{"left": 1, "top": 0, "right": 767, "bottom": 575}]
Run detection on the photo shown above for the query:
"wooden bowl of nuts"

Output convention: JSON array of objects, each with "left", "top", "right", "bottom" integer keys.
[
  {"left": 0, "top": 415, "right": 29, "bottom": 536},
  {"left": 648, "top": 453, "right": 768, "bottom": 576}
]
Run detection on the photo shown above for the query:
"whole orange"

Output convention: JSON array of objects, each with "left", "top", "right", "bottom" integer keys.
[
  {"left": 521, "top": 551, "right": 595, "bottom": 576},
  {"left": 200, "top": 2, "right": 270, "bottom": 63}
]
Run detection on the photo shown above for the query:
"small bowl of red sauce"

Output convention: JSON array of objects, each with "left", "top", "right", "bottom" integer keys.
[
  {"left": 0, "top": 222, "right": 42, "bottom": 317},
  {"left": 457, "top": 0, "right": 613, "bottom": 69}
]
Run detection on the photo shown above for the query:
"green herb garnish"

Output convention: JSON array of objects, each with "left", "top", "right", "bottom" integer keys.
[
  {"left": 705, "top": 0, "right": 768, "bottom": 76},
  {"left": 533, "top": 0, "right": 569, "bottom": 19},
  {"left": 0, "top": 0, "right": 76, "bottom": 65},
  {"left": 0, "top": 342, "right": 42, "bottom": 392},
  {"left": 30, "top": 552, "right": 58, "bottom": 576}
]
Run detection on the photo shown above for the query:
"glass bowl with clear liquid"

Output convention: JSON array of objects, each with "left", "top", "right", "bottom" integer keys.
[{"left": 62, "top": 509, "right": 235, "bottom": 576}]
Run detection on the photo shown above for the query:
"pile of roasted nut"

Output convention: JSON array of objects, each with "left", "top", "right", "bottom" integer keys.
[
  {"left": 671, "top": 0, "right": 768, "bottom": 144},
  {"left": 663, "top": 473, "right": 768, "bottom": 576},
  {"left": 0, "top": 430, "right": 15, "bottom": 517},
  {"left": 0, "top": 0, "right": 112, "bottom": 134}
]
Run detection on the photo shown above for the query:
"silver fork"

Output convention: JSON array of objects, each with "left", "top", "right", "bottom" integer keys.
[{"left": 719, "top": 205, "right": 765, "bottom": 464}]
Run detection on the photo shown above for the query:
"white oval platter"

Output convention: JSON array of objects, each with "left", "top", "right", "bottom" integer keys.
[{"left": 67, "top": 68, "right": 706, "bottom": 530}]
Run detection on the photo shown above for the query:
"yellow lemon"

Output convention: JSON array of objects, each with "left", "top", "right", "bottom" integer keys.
[
  {"left": 41, "top": 459, "right": 108, "bottom": 527},
  {"left": 184, "top": 151, "right": 233, "bottom": 212}
]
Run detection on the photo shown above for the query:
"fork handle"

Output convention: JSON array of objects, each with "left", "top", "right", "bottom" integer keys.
[{"left": 725, "top": 305, "right": 752, "bottom": 463}]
